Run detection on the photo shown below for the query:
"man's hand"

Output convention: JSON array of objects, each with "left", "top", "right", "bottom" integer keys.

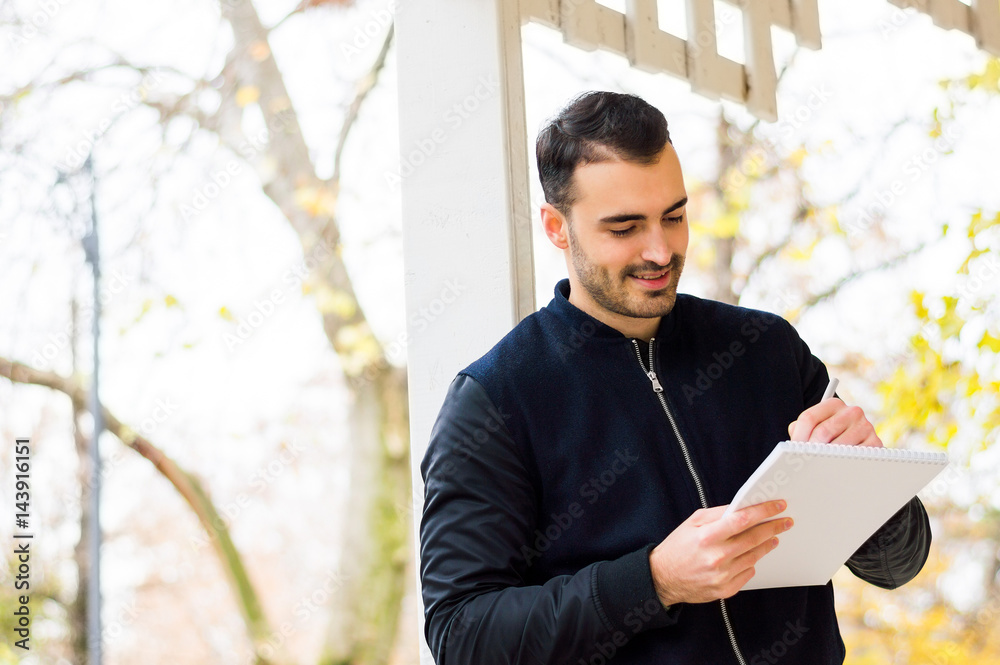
[
  {"left": 648, "top": 500, "right": 792, "bottom": 606},
  {"left": 787, "top": 398, "right": 883, "bottom": 447}
]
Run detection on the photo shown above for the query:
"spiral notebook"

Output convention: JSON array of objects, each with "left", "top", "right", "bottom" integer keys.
[{"left": 723, "top": 441, "right": 949, "bottom": 591}]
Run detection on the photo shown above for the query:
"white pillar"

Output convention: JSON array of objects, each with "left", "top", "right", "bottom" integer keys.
[{"left": 395, "top": 0, "right": 534, "bottom": 662}]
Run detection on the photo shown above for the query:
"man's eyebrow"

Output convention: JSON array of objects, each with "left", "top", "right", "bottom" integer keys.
[{"left": 598, "top": 196, "right": 688, "bottom": 224}]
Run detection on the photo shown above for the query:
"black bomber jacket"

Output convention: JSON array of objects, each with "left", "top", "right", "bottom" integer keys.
[{"left": 419, "top": 278, "right": 932, "bottom": 665}]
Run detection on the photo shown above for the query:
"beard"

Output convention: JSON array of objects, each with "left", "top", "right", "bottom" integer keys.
[{"left": 567, "top": 225, "right": 685, "bottom": 319}]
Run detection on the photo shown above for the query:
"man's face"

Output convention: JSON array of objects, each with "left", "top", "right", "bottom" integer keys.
[{"left": 549, "top": 144, "right": 688, "bottom": 324}]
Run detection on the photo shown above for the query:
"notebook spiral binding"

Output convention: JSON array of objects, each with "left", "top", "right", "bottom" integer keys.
[{"left": 780, "top": 440, "right": 948, "bottom": 464}]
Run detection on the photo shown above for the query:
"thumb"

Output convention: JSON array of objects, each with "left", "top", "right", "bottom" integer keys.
[{"left": 788, "top": 421, "right": 796, "bottom": 439}]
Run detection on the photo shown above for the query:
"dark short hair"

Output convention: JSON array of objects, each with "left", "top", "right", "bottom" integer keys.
[{"left": 536, "top": 91, "right": 672, "bottom": 217}]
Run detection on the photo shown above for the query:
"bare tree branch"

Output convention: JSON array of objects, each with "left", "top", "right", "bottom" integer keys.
[
  {"left": 332, "top": 22, "right": 394, "bottom": 184},
  {"left": 0, "top": 356, "right": 279, "bottom": 665},
  {"left": 791, "top": 242, "right": 929, "bottom": 320}
]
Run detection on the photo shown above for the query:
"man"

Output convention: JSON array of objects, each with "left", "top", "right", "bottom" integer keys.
[{"left": 419, "top": 91, "right": 930, "bottom": 665}]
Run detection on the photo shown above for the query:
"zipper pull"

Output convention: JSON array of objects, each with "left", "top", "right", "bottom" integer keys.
[{"left": 646, "top": 370, "right": 663, "bottom": 393}]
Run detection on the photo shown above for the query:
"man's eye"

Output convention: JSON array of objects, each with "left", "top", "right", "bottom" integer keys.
[
  {"left": 610, "top": 228, "right": 633, "bottom": 237},
  {"left": 666, "top": 215, "right": 684, "bottom": 224}
]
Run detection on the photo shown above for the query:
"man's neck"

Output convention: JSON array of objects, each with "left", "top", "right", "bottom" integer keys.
[{"left": 567, "top": 283, "right": 660, "bottom": 342}]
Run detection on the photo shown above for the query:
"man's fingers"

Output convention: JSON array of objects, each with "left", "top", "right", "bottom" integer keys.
[
  {"left": 861, "top": 430, "right": 884, "bottom": 448},
  {"left": 689, "top": 505, "right": 729, "bottom": 526},
  {"left": 731, "top": 534, "right": 781, "bottom": 574},
  {"left": 830, "top": 418, "right": 873, "bottom": 446},
  {"left": 789, "top": 398, "right": 844, "bottom": 441},
  {"left": 719, "top": 500, "right": 787, "bottom": 538},
  {"left": 733, "top": 516, "right": 793, "bottom": 554}
]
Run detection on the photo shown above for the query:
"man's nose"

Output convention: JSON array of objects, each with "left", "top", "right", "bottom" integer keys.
[{"left": 640, "top": 226, "right": 674, "bottom": 267}]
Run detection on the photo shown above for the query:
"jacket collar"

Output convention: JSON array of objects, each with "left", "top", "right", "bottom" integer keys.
[{"left": 547, "top": 277, "right": 679, "bottom": 343}]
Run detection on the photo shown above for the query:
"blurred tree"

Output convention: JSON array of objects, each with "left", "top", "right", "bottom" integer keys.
[{"left": 1, "top": 0, "right": 409, "bottom": 663}]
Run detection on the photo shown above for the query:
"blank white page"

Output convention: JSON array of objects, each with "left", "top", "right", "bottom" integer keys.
[{"left": 723, "top": 441, "right": 948, "bottom": 590}]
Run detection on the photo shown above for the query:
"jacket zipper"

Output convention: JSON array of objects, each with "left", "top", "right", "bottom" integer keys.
[{"left": 631, "top": 337, "right": 748, "bottom": 665}]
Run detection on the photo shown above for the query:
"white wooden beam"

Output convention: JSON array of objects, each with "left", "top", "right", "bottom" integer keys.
[
  {"left": 686, "top": 0, "right": 723, "bottom": 100},
  {"left": 929, "top": 0, "right": 972, "bottom": 33},
  {"left": 522, "top": 0, "right": 561, "bottom": 28},
  {"left": 625, "top": 0, "right": 688, "bottom": 77},
  {"left": 972, "top": 0, "right": 1000, "bottom": 54},
  {"left": 716, "top": 56, "right": 749, "bottom": 104},
  {"left": 595, "top": 3, "right": 628, "bottom": 56},
  {"left": 790, "top": 0, "right": 822, "bottom": 48},
  {"left": 742, "top": 0, "right": 779, "bottom": 122},
  {"left": 396, "top": 1, "right": 534, "bottom": 662},
  {"left": 888, "top": 0, "right": 930, "bottom": 11},
  {"left": 562, "top": 0, "right": 602, "bottom": 51}
]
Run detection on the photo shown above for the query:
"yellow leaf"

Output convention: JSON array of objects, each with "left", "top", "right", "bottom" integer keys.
[
  {"left": 788, "top": 147, "right": 808, "bottom": 168},
  {"left": 334, "top": 323, "right": 383, "bottom": 376},
  {"left": 314, "top": 286, "right": 357, "bottom": 320},
  {"left": 786, "top": 240, "right": 816, "bottom": 262},
  {"left": 968, "top": 210, "right": 1000, "bottom": 240},
  {"left": 979, "top": 331, "right": 1000, "bottom": 353},
  {"left": 235, "top": 85, "right": 260, "bottom": 108},
  {"left": 293, "top": 185, "right": 337, "bottom": 217},
  {"left": 692, "top": 214, "right": 740, "bottom": 239},
  {"left": 910, "top": 291, "right": 928, "bottom": 320},
  {"left": 937, "top": 296, "right": 963, "bottom": 340},
  {"left": 219, "top": 306, "right": 235, "bottom": 322},
  {"left": 267, "top": 96, "right": 292, "bottom": 115},
  {"left": 249, "top": 40, "right": 271, "bottom": 62},
  {"left": 164, "top": 294, "right": 179, "bottom": 307},
  {"left": 958, "top": 247, "right": 988, "bottom": 274},
  {"left": 133, "top": 298, "right": 153, "bottom": 324}
]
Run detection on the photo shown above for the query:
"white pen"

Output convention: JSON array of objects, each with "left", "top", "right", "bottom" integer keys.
[{"left": 821, "top": 377, "right": 839, "bottom": 402}]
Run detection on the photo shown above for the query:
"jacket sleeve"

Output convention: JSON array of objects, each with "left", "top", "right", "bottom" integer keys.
[
  {"left": 419, "top": 373, "right": 680, "bottom": 665},
  {"left": 783, "top": 318, "right": 933, "bottom": 589},
  {"left": 845, "top": 496, "right": 932, "bottom": 588}
]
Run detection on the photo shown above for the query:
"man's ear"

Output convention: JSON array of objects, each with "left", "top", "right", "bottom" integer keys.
[{"left": 541, "top": 203, "right": 570, "bottom": 250}]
